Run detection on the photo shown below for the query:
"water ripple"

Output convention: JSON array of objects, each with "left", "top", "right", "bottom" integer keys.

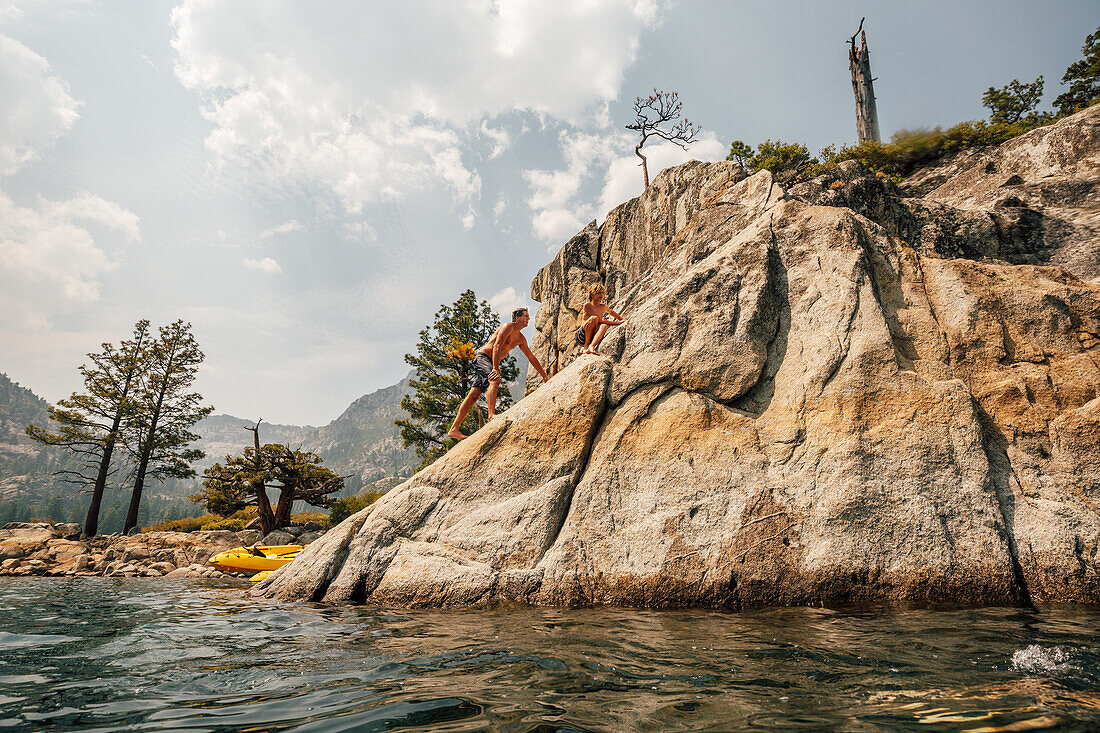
[{"left": 1, "top": 578, "right": 1100, "bottom": 731}]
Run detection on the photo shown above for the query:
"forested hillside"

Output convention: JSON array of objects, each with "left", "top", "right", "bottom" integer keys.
[
  {"left": 0, "top": 371, "right": 422, "bottom": 529},
  {"left": 0, "top": 372, "right": 184, "bottom": 530}
]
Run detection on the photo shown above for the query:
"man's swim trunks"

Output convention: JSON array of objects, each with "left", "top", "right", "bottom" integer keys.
[
  {"left": 575, "top": 325, "right": 586, "bottom": 347},
  {"left": 471, "top": 351, "right": 495, "bottom": 392}
]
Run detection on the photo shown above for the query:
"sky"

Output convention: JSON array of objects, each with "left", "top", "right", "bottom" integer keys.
[{"left": 1, "top": 0, "right": 1097, "bottom": 426}]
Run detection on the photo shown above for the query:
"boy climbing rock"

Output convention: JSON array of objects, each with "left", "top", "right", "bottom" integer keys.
[{"left": 575, "top": 282, "right": 625, "bottom": 354}]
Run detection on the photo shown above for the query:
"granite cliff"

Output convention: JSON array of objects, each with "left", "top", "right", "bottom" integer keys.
[{"left": 256, "top": 105, "right": 1100, "bottom": 608}]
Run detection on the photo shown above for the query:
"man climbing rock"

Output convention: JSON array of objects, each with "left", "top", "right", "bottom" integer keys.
[{"left": 447, "top": 307, "right": 549, "bottom": 441}]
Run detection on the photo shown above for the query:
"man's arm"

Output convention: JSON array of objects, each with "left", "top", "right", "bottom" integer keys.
[
  {"left": 602, "top": 306, "right": 625, "bottom": 324},
  {"left": 519, "top": 337, "right": 549, "bottom": 383}
]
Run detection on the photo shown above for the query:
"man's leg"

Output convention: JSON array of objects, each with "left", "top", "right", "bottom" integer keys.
[
  {"left": 485, "top": 378, "right": 501, "bottom": 419},
  {"left": 447, "top": 387, "right": 482, "bottom": 440}
]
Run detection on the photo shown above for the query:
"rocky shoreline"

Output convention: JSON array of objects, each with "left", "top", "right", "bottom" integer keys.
[{"left": 0, "top": 522, "right": 323, "bottom": 580}]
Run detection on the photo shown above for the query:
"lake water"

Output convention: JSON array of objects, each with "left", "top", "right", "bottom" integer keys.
[{"left": 1, "top": 577, "right": 1098, "bottom": 731}]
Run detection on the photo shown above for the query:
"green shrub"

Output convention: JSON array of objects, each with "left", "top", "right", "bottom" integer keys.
[
  {"left": 144, "top": 515, "right": 215, "bottom": 533},
  {"left": 199, "top": 508, "right": 256, "bottom": 532},
  {"left": 200, "top": 517, "right": 247, "bottom": 531},
  {"left": 819, "top": 116, "right": 1062, "bottom": 182},
  {"left": 748, "top": 139, "right": 818, "bottom": 183},
  {"left": 328, "top": 492, "right": 384, "bottom": 527},
  {"left": 290, "top": 511, "right": 329, "bottom": 529}
]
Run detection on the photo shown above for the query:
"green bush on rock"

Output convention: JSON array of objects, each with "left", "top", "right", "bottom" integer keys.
[{"left": 328, "top": 491, "right": 384, "bottom": 527}]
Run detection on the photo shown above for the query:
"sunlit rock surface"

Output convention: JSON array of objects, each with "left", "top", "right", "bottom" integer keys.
[{"left": 257, "top": 107, "right": 1100, "bottom": 608}]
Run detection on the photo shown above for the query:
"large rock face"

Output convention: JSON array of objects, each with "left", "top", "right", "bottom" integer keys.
[{"left": 257, "top": 106, "right": 1100, "bottom": 608}]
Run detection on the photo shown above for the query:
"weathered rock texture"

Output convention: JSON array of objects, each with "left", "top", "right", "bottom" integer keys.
[{"left": 257, "top": 106, "right": 1100, "bottom": 608}]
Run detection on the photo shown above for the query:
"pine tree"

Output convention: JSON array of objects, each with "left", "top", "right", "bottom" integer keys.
[
  {"left": 268, "top": 444, "right": 344, "bottom": 527},
  {"left": 122, "top": 320, "right": 212, "bottom": 533},
  {"left": 194, "top": 433, "right": 343, "bottom": 533},
  {"left": 25, "top": 320, "right": 152, "bottom": 537},
  {"left": 1055, "top": 27, "right": 1100, "bottom": 115},
  {"left": 193, "top": 420, "right": 277, "bottom": 533},
  {"left": 396, "top": 290, "right": 518, "bottom": 467},
  {"left": 982, "top": 77, "right": 1045, "bottom": 124}
]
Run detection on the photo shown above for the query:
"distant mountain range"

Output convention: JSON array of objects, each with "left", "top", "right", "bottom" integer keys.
[
  {"left": 0, "top": 370, "right": 419, "bottom": 531},
  {"left": 0, "top": 356, "right": 529, "bottom": 532},
  {"left": 189, "top": 374, "right": 418, "bottom": 493}
]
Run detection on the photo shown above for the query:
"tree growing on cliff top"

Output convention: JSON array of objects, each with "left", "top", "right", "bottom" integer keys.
[
  {"left": 1055, "top": 26, "right": 1100, "bottom": 115},
  {"left": 25, "top": 320, "right": 153, "bottom": 537},
  {"left": 625, "top": 89, "right": 700, "bottom": 188},
  {"left": 983, "top": 76, "right": 1045, "bottom": 124},
  {"left": 396, "top": 290, "right": 518, "bottom": 468},
  {"left": 121, "top": 320, "right": 212, "bottom": 533},
  {"left": 726, "top": 140, "right": 754, "bottom": 172}
]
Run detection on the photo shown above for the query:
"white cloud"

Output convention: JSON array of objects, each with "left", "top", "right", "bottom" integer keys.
[
  {"left": 523, "top": 129, "right": 625, "bottom": 244},
  {"left": 480, "top": 121, "right": 512, "bottom": 159},
  {"left": 531, "top": 208, "right": 587, "bottom": 244},
  {"left": 260, "top": 219, "right": 304, "bottom": 238},
  {"left": 524, "top": 130, "right": 727, "bottom": 249},
  {"left": 0, "top": 33, "right": 138, "bottom": 311},
  {"left": 242, "top": 256, "right": 282, "bottom": 274},
  {"left": 0, "top": 190, "right": 138, "bottom": 300},
  {"left": 489, "top": 286, "right": 528, "bottom": 320},
  {"left": 169, "top": 0, "right": 664, "bottom": 222},
  {"left": 343, "top": 220, "right": 378, "bottom": 242},
  {"left": 0, "top": 34, "right": 80, "bottom": 175}
]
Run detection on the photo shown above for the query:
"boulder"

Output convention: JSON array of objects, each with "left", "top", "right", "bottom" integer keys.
[
  {"left": 55, "top": 523, "right": 82, "bottom": 540},
  {"left": 298, "top": 531, "right": 324, "bottom": 545},
  {"left": 164, "top": 564, "right": 206, "bottom": 578},
  {"left": 2, "top": 522, "right": 55, "bottom": 532},
  {"left": 120, "top": 547, "right": 149, "bottom": 564},
  {"left": 257, "top": 110, "right": 1100, "bottom": 609},
  {"left": 261, "top": 530, "right": 296, "bottom": 546},
  {"left": 236, "top": 530, "right": 263, "bottom": 546}
]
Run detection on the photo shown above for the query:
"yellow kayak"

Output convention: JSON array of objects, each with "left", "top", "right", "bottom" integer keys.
[{"left": 208, "top": 545, "right": 305, "bottom": 574}]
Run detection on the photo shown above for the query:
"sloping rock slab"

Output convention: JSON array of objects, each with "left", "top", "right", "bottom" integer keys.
[{"left": 258, "top": 126, "right": 1100, "bottom": 609}]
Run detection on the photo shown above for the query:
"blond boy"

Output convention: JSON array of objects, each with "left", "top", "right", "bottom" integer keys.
[{"left": 575, "top": 283, "right": 625, "bottom": 354}]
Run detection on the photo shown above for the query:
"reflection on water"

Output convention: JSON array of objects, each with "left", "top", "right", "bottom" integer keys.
[{"left": 0, "top": 577, "right": 1098, "bottom": 731}]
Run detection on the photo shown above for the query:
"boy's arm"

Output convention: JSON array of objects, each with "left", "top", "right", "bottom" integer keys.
[
  {"left": 603, "top": 306, "right": 625, "bottom": 323},
  {"left": 519, "top": 338, "right": 549, "bottom": 383}
]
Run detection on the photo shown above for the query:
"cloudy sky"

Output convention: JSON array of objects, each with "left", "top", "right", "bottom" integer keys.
[{"left": 2, "top": 1, "right": 1096, "bottom": 425}]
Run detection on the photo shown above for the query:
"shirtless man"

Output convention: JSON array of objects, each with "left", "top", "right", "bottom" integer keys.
[
  {"left": 447, "top": 307, "right": 549, "bottom": 441},
  {"left": 575, "top": 282, "right": 625, "bottom": 354}
]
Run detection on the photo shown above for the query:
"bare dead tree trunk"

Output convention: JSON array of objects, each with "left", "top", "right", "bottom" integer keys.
[
  {"left": 635, "top": 142, "right": 649, "bottom": 188},
  {"left": 245, "top": 421, "right": 276, "bottom": 535},
  {"left": 848, "top": 18, "right": 881, "bottom": 144}
]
